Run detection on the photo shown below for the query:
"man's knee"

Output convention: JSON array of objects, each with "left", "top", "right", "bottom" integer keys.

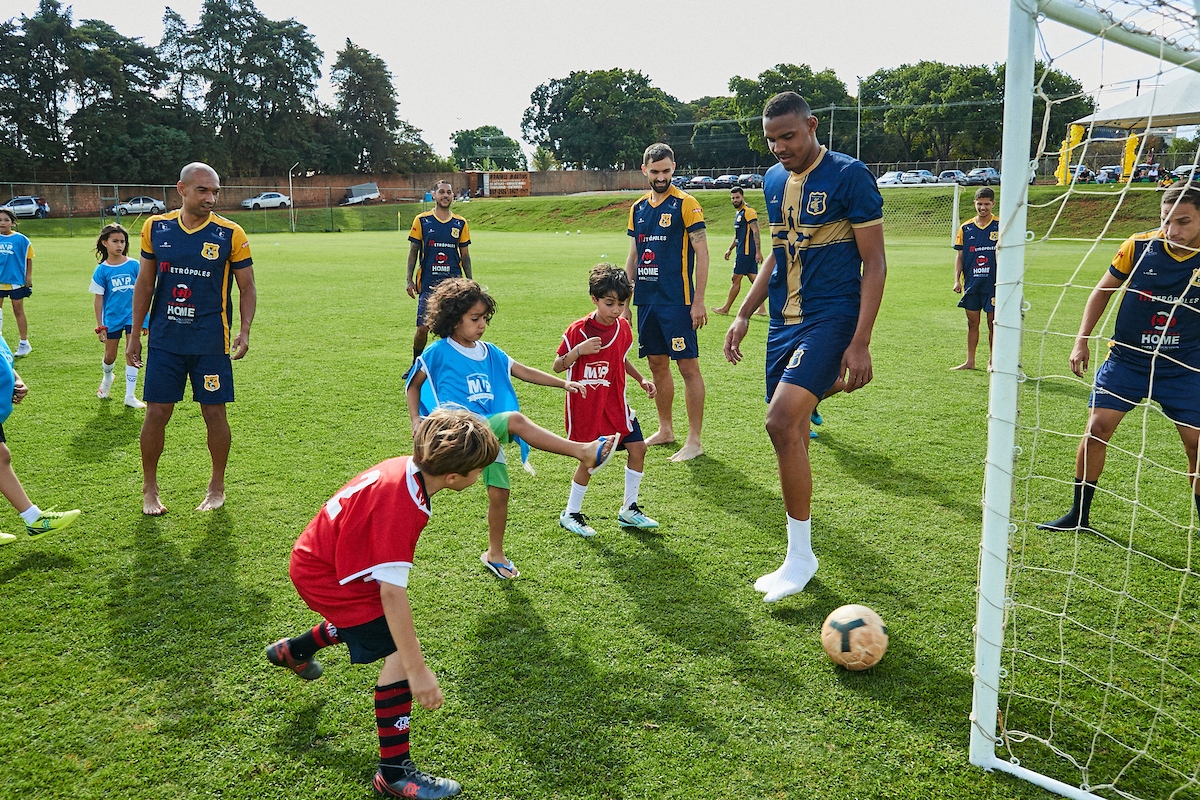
[
  {"left": 1085, "top": 411, "right": 1121, "bottom": 442},
  {"left": 199, "top": 403, "right": 228, "bottom": 425},
  {"left": 676, "top": 358, "right": 703, "bottom": 380},
  {"left": 143, "top": 402, "right": 174, "bottom": 427},
  {"left": 647, "top": 355, "right": 671, "bottom": 375}
]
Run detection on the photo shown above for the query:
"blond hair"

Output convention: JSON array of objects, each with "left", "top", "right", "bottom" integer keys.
[{"left": 412, "top": 407, "right": 499, "bottom": 476}]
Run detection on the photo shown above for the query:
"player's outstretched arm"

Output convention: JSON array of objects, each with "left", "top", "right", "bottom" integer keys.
[
  {"left": 231, "top": 265, "right": 256, "bottom": 360},
  {"left": 724, "top": 251, "right": 773, "bottom": 365},
  {"left": 841, "top": 223, "right": 887, "bottom": 393},
  {"left": 511, "top": 360, "right": 586, "bottom": 396},
  {"left": 126, "top": 256, "right": 156, "bottom": 368},
  {"left": 379, "top": 582, "right": 443, "bottom": 710},
  {"left": 1070, "top": 271, "right": 1124, "bottom": 376}
]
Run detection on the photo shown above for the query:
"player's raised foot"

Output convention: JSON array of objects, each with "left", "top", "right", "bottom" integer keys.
[
  {"left": 196, "top": 488, "right": 225, "bottom": 512},
  {"left": 559, "top": 510, "right": 596, "bottom": 538},
  {"left": 373, "top": 766, "right": 461, "bottom": 799},
  {"left": 265, "top": 638, "right": 323, "bottom": 680},
  {"left": 951, "top": 361, "right": 977, "bottom": 371},
  {"left": 0, "top": 532, "right": 16, "bottom": 546},
  {"left": 97, "top": 376, "right": 114, "bottom": 399},
  {"left": 586, "top": 435, "right": 619, "bottom": 475},
  {"left": 143, "top": 487, "right": 167, "bottom": 516},
  {"left": 25, "top": 509, "right": 81, "bottom": 540},
  {"left": 644, "top": 428, "right": 675, "bottom": 447},
  {"left": 669, "top": 440, "right": 703, "bottom": 462},
  {"left": 617, "top": 503, "right": 658, "bottom": 530},
  {"left": 124, "top": 396, "right": 147, "bottom": 409},
  {"left": 14, "top": 342, "right": 31, "bottom": 357}
]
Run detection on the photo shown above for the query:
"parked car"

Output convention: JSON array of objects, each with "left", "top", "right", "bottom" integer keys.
[
  {"left": 712, "top": 174, "right": 740, "bottom": 189},
  {"left": 876, "top": 171, "right": 905, "bottom": 186},
  {"left": 737, "top": 173, "right": 764, "bottom": 188},
  {"left": 963, "top": 167, "right": 1001, "bottom": 186},
  {"left": 685, "top": 176, "right": 715, "bottom": 190},
  {"left": 241, "top": 192, "right": 291, "bottom": 209},
  {"left": 1099, "top": 165, "right": 1123, "bottom": 179},
  {"left": 902, "top": 169, "right": 937, "bottom": 184},
  {"left": 0, "top": 196, "right": 49, "bottom": 218},
  {"left": 671, "top": 175, "right": 690, "bottom": 188},
  {"left": 109, "top": 196, "right": 166, "bottom": 216},
  {"left": 1171, "top": 164, "right": 1197, "bottom": 181},
  {"left": 938, "top": 170, "right": 968, "bottom": 184}
]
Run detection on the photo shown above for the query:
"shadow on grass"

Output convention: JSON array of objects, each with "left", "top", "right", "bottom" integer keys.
[
  {"left": 69, "top": 402, "right": 144, "bottom": 463},
  {"left": 683, "top": 455, "right": 783, "bottom": 532},
  {"left": 271, "top": 699, "right": 372, "bottom": 783},
  {"left": 0, "top": 550, "right": 76, "bottom": 583}
]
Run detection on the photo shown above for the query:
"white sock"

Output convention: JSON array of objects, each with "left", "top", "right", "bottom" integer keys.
[
  {"left": 783, "top": 515, "right": 815, "bottom": 567},
  {"left": 19, "top": 505, "right": 41, "bottom": 525},
  {"left": 762, "top": 515, "right": 819, "bottom": 602},
  {"left": 565, "top": 481, "right": 588, "bottom": 515},
  {"left": 102, "top": 361, "right": 115, "bottom": 376},
  {"left": 622, "top": 467, "right": 644, "bottom": 511},
  {"left": 19, "top": 339, "right": 29, "bottom": 347},
  {"left": 125, "top": 366, "right": 138, "bottom": 398}
]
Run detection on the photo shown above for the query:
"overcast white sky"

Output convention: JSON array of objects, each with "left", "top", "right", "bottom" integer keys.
[{"left": 7, "top": 0, "right": 1195, "bottom": 156}]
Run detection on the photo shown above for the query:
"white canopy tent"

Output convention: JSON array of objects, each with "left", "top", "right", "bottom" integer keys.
[{"left": 1072, "top": 72, "right": 1200, "bottom": 129}]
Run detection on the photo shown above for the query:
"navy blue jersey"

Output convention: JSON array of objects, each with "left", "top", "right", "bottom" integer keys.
[
  {"left": 1106, "top": 231, "right": 1200, "bottom": 369},
  {"left": 140, "top": 211, "right": 253, "bottom": 355},
  {"left": 734, "top": 205, "right": 759, "bottom": 263},
  {"left": 763, "top": 148, "right": 883, "bottom": 324},
  {"left": 408, "top": 211, "right": 470, "bottom": 293},
  {"left": 954, "top": 218, "right": 999, "bottom": 294},
  {"left": 627, "top": 186, "right": 706, "bottom": 305}
]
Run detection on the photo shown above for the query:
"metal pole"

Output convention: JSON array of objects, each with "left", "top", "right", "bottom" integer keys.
[
  {"left": 828, "top": 108, "right": 835, "bottom": 150},
  {"left": 288, "top": 161, "right": 299, "bottom": 233},
  {"left": 857, "top": 78, "right": 862, "bottom": 161}
]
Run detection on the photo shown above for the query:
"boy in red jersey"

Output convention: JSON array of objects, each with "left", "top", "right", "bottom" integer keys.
[
  {"left": 553, "top": 264, "right": 659, "bottom": 536},
  {"left": 266, "top": 408, "right": 499, "bottom": 799}
]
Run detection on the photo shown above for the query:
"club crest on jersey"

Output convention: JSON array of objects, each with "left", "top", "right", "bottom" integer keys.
[
  {"left": 659, "top": 213, "right": 672, "bottom": 228},
  {"left": 671, "top": 337, "right": 685, "bottom": 352},
  {"left": 451, "top": 227, "right": 461, "bottom": 239},
  {"left": 465, "top": 373, "right": 494, "bottom": 403},
  {"left": 990, "top": 231, "right": 999, "bottom": 241},
  {"left": 806, "top": 192, "right": 827, "bottom": 216},
  {"left": 204, "top": 374, "right": 220, "bottom": 391},
  {"left": 201, "top": 242, "right": 220, "bottom": 261},
  {"left": 581, "top": 362, "right": 611, "bottom": 386},
  {"left": 1191, "top": 268, "right": 1200, "bottom": 287}
]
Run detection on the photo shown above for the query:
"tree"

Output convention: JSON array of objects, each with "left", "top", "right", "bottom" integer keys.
[
  {"left": 330, "top": 39, "right": 400, "bottom": 172},
  {"left": 522, "top": 69, "right": 675, "bottom": 169},
  {"left": 19, "top": 0, "right": 85, "bottom": 172},
  {"left": 531, "top": 144, "right": 559, "bottom": 171},
  {"left": 688, "top": 95, "right": 766, "bottom": 170},
  {"left": 451, "top": 125, "right": 526, "bottom": 170},
  {"left": 729, "top": 64, "right": 853, "bottom": 153}
]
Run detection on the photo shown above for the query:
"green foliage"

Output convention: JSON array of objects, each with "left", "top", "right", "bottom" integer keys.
[
  {"left": 522, "top": 69, "right": 675, "bottom": 169},
  {"left": 729, "top": 63, "right": 853, "bottom": 153},
  {"left": 530, "top": 144, "right": 559, "bottom": 172},
  {"left": 451, "top": 125, "right": 526, "bottom": 171}
]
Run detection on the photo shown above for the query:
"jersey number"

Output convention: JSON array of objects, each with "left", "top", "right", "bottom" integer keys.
[{"left": 324, "top": 469, "right": 382, "bottom": 520}]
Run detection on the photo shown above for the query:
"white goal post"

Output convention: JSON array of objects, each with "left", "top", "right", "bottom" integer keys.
[{"left": 971, "top": 2, "right": 1200, "bottom": 799}]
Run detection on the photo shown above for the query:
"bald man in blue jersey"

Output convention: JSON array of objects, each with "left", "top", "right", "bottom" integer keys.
[{"left": 725, "top": 92, "right": 887, "bottom": 603}]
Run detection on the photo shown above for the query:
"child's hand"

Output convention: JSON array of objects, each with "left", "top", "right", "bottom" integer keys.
[
  {"left": 577, "top": 336, "right": 602, "bottom": 356},
  {"left": 95, "top": 325, "right": 108, "bottom": 343},
  {"left": 12, "top": 377, "right": 27, "bottom": 404},
  {"left": 408, "top": 664, "right": 444, "bottom": 710},
  {"left": 642, "top": 378, "right": 656, "bottom": 399},
  {"left": 564, "top": 380, "right": 587, "bottom": 397},
  {"left": 953, "top": 279, "right": 963, "bottom": 294}
]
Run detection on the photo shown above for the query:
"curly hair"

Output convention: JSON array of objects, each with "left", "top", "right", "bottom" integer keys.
[
  {"left": 424, "top": 278, "right": 496, "bottom": 339},
  {"left": 95, "top": 223, "right": 130, "bottom": 261},
  {"left": 589, "top": 263, "right": 631, "bottom": 301},
  {"left": 412, "top": 407, "right": 500, "bottom": 477}
]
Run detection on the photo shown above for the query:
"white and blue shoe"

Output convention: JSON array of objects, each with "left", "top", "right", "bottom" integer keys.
[
  {"left": 617, "top": 503, "right": 659, "bottom": 530},
  {"left": 559, "top": 510, "right": 596, "bottom": 538}
]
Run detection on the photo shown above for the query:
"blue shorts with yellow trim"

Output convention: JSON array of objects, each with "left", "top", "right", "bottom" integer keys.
[
  {"left": 143, "top": 348, "right": 235, "bottom": 405},
  {"left": 733, "top": 254, "right": 759, "bottom": 276},
  {"left": 637, "top": 304, "right": 698, "bottom": 360},
  {"left": 765, "top": 315, "right": 857, "bottom": 402},
  {"left": 1090, "top": 356, "right": 1200, "bottom": 428},
  {"left": 958, "top": 285, "right": 995, "bottom": 314}
]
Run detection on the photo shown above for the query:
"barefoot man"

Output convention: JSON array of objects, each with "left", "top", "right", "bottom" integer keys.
[{"left": 127, "top": 162, "right": 257, "bottom": 515}]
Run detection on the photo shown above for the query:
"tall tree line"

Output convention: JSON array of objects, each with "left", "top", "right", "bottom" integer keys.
[{"left": 0, "top": 0, "right": 451, "bottom": 183}]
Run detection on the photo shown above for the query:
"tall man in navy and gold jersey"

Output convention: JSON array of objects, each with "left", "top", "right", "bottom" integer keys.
[
  {"left": 725, "top": 92, "right": 887, "bottom": 603},
  {"left": 1039, "top": 183, "right": 1200, "bottom": 534},
  {"left": 624, "top": 143, "right": 710, "bottom": 462},
  {"left": 127, "top": 163, "right": 257, "bottom": 516},
  {"left": 713, "top": 186, "right": 766, "bottom": 316},
  {"left": 405, "top": 181, "right": 471, "bottom": 375},
  {"left": 952, "top": 186, "right": 999, "bottom": 370}
]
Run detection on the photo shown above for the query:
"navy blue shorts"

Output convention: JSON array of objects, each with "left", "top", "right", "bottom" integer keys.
[
  {"left": 958, "top": 286, "right": 994, "bottom": 314},
  {"left": 617, "top": 416, "right": 644, "bottom": 450},
  {"left": 765, "top": 315, "right": 858, "bottom": 402},
  {"left": 637, "top": 304, "right": 698, "bottom": 360},
  {"left": 416, "top": 289, "right": 433, "bottom": 327},
  {"left": 1090, "top": 356, "right": 1200, "bottom": 428},
  {"left": 0, "top": 286, "right": 31, "bottom": 300},
  {"left": 0, "top": 423, "right": 6, "bottom": 443},
  {"left": 143, "top": 349, "right": 234, "bottom": 404},
  {"left": 338, "top": 615, "right": 397, "bottom": 664},
  {"left": 106, "top": 325, "right": 132, "bottom": 341},
  {"left": 733, "top": 256, "right": 758, "bottom": 276}
]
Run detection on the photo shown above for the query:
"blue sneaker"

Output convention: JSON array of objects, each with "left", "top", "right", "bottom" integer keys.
[
  {"left": 811, "top": 410, "right": 823, "bottom": 426},
  {"left": 617, "top": 503, "right": 659, "bottom": 530}
]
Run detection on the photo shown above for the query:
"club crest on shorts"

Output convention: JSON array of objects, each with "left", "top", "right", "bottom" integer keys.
[
  {"left": 806, "top": 192, "right": 827, "bottom": 216},
  {"left": 204, "top": 374, "right": 220, "bottom": 391},
  {"left": 787, "top": 347, "right": 805, "bottom": 369},
  {"left": 201, "top": 242, "right": 220, "bottom": 261},
  {"left": 659, "top": 213, "right": 672, "bottom": 228},
  {"left": 671, "top": 337, "right": 685, "bottom": 352}
]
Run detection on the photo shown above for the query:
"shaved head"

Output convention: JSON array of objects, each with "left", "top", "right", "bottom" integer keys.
[{"left": 179, "top": 162, "right": 219, "bottom": 186}]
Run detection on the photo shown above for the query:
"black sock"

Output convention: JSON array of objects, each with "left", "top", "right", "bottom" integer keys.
[
  {"left": 376, "top": 680, "right": 416, "bottom": 781},
  {"left": 1077, "top": 479, "right": 1098, "bottom": 528},
  {"left": 287, "top": 620, "right": 341, "bottom": 661}
]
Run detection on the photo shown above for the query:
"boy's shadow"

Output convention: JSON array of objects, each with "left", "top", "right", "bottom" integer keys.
[
  {"left": 0, "top": 551, "right": 76, "bottom": 583},
  {"left": 69, "top": 403, "right": 143, "bottom": 463}
]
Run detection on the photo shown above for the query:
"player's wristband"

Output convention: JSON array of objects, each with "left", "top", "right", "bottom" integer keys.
[{"left": 95, "top": 325, "right": 107, "bottom": 334}]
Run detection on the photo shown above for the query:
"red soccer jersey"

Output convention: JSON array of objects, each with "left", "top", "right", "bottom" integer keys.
[
  {"left": 558, "top": 313, "right": 635, "bottom": 442},
  {"left": 289, "top": 457, "right": 430, "bottom": 628}
]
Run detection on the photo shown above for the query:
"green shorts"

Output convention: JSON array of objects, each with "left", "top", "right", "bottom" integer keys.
[{"left": 482, "top": 412, "right": 516, "bottom": 489}]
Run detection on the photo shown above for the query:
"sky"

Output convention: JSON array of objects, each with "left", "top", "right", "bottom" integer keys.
[{"left": 7, "top": 0, "right": 1197, "bottom": 157}]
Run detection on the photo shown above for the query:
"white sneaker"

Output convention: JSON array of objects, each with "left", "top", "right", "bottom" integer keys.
[
  {"left": 124, "top": 396, "right": 146, "bottom": 409},
  {"left": 15, "top": 342, "right": 32, "bottom": 357},
  {"left": 559, "top": 510, "right": 596, "bottom": 538},
  {"left": 617, "top": 503, "right": 659, "bottom": 530},
  {"left": 97, "top": 376, "right": 114, "bottom": 399}
]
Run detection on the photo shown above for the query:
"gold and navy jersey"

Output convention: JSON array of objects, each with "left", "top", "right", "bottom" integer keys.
[
  {"left": 763, "top": 148, "right": 883, "bottom": 324},
  {"left": 140, "top": 211, "right": 252, "bottom": 355},
  {"left": 1107, "top": 230, "right": 1200, "bottom": 368},
  {"left": 734, "top": 206, "right": 759, "bottom": 263},
  {"left": 627, "top": 185, "right": 706, "bottom": 305},
  {"left": 954, "top": 217, "right": 1000, "bottom": 293},
  {"left": 408, "top": 211, "right": 470, "bottom": 293}
]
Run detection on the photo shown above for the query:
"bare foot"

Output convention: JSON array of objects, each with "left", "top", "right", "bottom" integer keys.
[
  {"left": 754, "top": 309, "right": 768, "bottom": 316},
  {"left": 670, "top": 440, "right": 704, "bottom": 461},
  {"left": 951, "top": 361, "right": 976, "bottom": 371},
  {"left": 710, "top": 306, "right": 730, "bottom": 315},
  {"left": 143, "top": 488, "right": 167, "bottom": 516},
  {"left": 585, "top": 435, "right": 617, "bottom": 472},
  {"left": 645, "top": 429, "right": 675, "bottom": 446},
  {"left": 196, "top": 489, "right": 226, "bottom": 511}
]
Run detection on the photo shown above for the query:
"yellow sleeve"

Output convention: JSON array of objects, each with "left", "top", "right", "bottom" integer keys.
[
  {"left": 25, "top": 242, "right": 33, "bottom": 260},
  {"left": 230, "top": 223, "right": 252, "bottom": 266},
  {"left": 141, "top": 220, "right": 155, "bottom": 258},
  {"left": 744, "top": 207, "right": 757, "bottom": 223},
  {"left": 1110, "top": 237, "right": 1138, "bottom": 277},
  {"left": 682, "top": 195, "right": 705, "bottom": 229},
  {"left": 627, "top": 202, "right": 636, "bottom": 234},
  {"left": 459, "top": 219, "right": 471, "bottom": 246},
  {"left": 954, "top": 224, "right": 963, "bottom": 248},
  {"left": 408, "top": 215, "right": 423, "bottom": 241}
]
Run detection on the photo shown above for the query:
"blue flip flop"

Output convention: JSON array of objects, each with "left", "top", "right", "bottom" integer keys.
[
  {"left": 588, "top": 434, "right": 621, "bottom": 475},
  {"left": 480, "top": 551, "right": 519, "bottom": 579}
]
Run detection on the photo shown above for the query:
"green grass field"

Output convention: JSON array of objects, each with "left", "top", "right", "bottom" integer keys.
[{"left": 0, "top": 214, "right": 1195, "bottom": 799}]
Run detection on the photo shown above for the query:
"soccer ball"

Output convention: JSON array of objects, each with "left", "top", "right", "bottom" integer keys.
[{"left": 821, "top": 604, "right": 888, "bottom": 671}]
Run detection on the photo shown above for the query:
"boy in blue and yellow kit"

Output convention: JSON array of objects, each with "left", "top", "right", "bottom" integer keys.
[{"left": 952, "top": 187, "right": 999, "bottom": 370}]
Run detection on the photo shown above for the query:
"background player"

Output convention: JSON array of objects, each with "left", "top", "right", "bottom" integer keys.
[
  {"left": 89, "top": 223, "right": 145, "bottom": 408},
  {"left": 724, "top": 91, "right": 887, "bottom": 603},
  {"left": 712, "top": 186, "right": 766, "bottom": 316},
  {"left": 624, "top": 143, "right": 709, "bottom": 462},
  {"left": 405, "top": 181, "right": 471, "bottom": 376},
  {"left": 553, "top": 264, "right": 658, "bottom": 537},
  {"left": 952, "top": 187, "right": 998, "bottom": 370},
  {"left": 1039, "top": 182, "right": 1200, "bottom": 533},
  {"left": 0, "top": 208, "right": 33, "bottom": 356},
  {"left": 267, "top": 408, "right": 498, "bottom": 799}
]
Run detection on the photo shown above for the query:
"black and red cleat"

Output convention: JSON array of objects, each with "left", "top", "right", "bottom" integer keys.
[
  {"left": 373, "top": 767, "right": 462, "bottom": 799},
  {"left": 265, "top": 638, "right": 323, "bottom": 681}
]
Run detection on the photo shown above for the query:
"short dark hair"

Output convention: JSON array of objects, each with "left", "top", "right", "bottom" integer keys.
[
  {"left": 95, "top": 223, "right": 130, "bottom": 261},
  {"left": 434, "top": 180, "right": 452, "bottom": 192},
  {"left": 1162, "top": 181, "right": 1200, "bottom": 212},
  {"left": 762, "top": 91, "right": 811, "bottom": 120},
  {"left": 974, "top": 187, "right": 995, "bottom": 201},
  {"left": 424, "top": 278, "right": 496, "bottom": 339},
  {"left": 730, "top": 186, "right": 744, "bottom": 196},
  {"left": 0, "top": 209, "right": 15, "bottom": 223},
  {"left": 589, "top": 263, "right": 631, "bottom": 301},
  {"left": 643, "top": 143, "right": 674, "bottom": 165}
]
